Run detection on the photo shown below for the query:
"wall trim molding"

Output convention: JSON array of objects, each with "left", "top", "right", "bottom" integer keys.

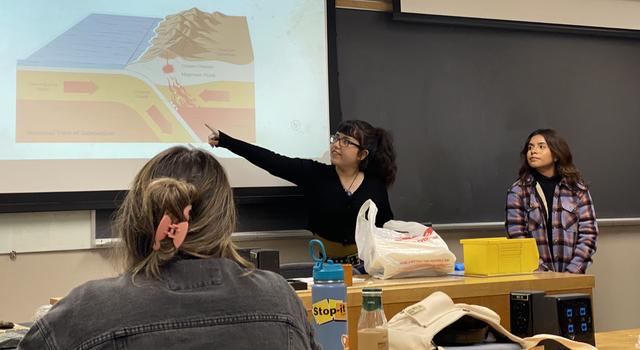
[{"left": 435, "top": 218, "right": 640, "bottom": 232}]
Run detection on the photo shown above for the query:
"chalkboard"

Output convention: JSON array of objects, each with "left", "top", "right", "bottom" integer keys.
[
  {"left": 335, "top": 9, "right": 640, "bottom": 224},
  {"left": 94, "top": 188, "right": 308, "bottom": 239}
]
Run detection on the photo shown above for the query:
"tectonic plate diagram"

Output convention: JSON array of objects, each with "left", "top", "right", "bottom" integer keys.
[{"left": 17, "top": 9, "right": 255, "bottom": 143}]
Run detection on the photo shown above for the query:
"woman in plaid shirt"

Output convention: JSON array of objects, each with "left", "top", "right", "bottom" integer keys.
[{"left": 506, "top": 129, "right": 598, "bottom": 273}]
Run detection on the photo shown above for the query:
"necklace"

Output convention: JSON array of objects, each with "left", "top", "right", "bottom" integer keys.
[{"left": 344, "top": 172, "right": 359, "bottom": 196}]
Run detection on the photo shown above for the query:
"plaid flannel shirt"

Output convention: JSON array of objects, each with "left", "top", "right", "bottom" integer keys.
[{"left": 505, "top": 175, "right": 598, "bottom": 273}]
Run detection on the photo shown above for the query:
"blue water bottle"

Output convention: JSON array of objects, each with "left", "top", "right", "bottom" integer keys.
[{"left": 309, "top": 239, "right": 349, "bottom": 350}]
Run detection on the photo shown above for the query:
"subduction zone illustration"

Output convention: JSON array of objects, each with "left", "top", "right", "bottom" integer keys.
[{"left": 16, "top": 8, "right": 255, "bottom": 143}]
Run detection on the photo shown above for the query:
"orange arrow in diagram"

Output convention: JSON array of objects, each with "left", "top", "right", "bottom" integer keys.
[
  {"left": 147, "top": 105, "right": 172, "bottom": 134},
  {"left": 199, "top": 89, "right": 230, "bottom": 102},
  {"left": 63, "top": 81, "right": 98, "bottom": 94}
]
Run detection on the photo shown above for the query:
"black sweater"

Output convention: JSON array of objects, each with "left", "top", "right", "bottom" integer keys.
[
  {"left": 532, "top": 170, "right": 561, "bottom": 252},
  {"left": 218, "top": 132, "right": 394, "bottom": 244}
]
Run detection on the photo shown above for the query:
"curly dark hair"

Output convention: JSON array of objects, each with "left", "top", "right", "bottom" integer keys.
[
  {"left": 337, "top": 120, "right": 397, "bottom": 186},
  {"left": 518, "top": 129, "right": 587, "bottom": 189}
]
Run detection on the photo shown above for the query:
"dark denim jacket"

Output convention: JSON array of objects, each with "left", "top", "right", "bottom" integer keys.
[{"left": 18, "top": 258, "right": 320, "bottom": 350}]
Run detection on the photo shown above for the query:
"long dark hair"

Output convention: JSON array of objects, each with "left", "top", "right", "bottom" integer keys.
[
  {"left": 337, "top": 120, "right": 397, "bottom": 186},
  {"left": 518, "top": 129, "right": 586, "bottom": 189}
]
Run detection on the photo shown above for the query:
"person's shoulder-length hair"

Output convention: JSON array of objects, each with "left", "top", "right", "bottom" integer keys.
[
  {"left": 518, "top": 129, "right": 587, "bottom": 190},
  {"left": 113, "top": 146, "right": 251, "bottom": 280}
]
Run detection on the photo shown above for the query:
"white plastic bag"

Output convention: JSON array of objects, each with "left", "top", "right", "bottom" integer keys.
[{"left": 355, "top": 199, "right": 456, "bottom": 279}]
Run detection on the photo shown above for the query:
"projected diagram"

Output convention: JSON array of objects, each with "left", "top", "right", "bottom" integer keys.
[{"left": 16, "top": 9, "right": 255, "bottom": 143}]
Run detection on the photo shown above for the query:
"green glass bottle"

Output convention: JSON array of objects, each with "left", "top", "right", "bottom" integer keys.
[{"left": 357, "top": 287, "right": 388, "bottom": 350}]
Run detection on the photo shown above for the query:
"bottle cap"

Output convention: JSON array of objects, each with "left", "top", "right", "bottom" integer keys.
[
  {"left": 362, "top": 287, "right": 382, "bottom": 294},
  {"left": 362, "top": 288, "right": 383, "bottom": 311},
  {"left": 313, "top": 260, "right": 344, "bottom": 281},
  {"left": 309, "top": 239, "right": 344, "bottom": 281}
]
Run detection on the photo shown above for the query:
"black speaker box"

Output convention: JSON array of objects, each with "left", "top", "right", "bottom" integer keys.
[
  {"left": 538, "top": 293, "right": 595, "bottom": 349},
  {"left": 249, "top": 248, "right": 280, "bottom": 274},
  {"left": 237, "top": 247, "right": 255, "bottom": 262},
  {"left": 510, "top": 290, "right": 546, "bottom": 337}
]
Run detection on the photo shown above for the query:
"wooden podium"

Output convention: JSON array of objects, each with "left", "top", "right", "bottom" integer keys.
[{"left": 297, "top": 272, "right": 595, "bottom": 349}]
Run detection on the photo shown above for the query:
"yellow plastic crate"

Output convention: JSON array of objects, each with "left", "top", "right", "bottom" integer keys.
[{"left": 459, "top": 237, "right": 539, "bottom": 275}]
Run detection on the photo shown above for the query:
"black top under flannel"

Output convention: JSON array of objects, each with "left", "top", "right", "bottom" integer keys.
[
  {"left": 219, "top": 132, "right": 393, "bottom": 244},
  {"left": 532, "top": 170, "right": 561, "bottom": 254}
]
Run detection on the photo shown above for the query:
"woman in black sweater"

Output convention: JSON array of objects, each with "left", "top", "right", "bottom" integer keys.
[{"left": 207, "top": 120, "right": 397, "bottom": 264}]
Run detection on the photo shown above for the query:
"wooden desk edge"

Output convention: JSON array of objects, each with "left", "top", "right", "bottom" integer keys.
[
  {"left": 297, "top": 273, "right": 595, "bottom": 309},
  {"left": 595, "top": 328, "right": 640, "bottom": 349}
]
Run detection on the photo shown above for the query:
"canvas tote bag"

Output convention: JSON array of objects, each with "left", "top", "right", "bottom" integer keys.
[{"left": 387, "top": 291, "right": 596, "bottom": 350}]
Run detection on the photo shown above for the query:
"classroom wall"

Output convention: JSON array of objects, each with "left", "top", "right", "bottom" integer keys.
[
  {"left": 3, "top": 0, "right": 639, "bottom": 333},
  {"left": 2, "top": 220, "right": 639, "bottom": 332},
  {"left": 397, "top": 0, "right": 640, "bottom": 30}
]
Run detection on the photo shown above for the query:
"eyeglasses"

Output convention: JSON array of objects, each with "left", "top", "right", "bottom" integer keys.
[{"left": 330, "top": 133, "right": 364, "bottom": 149}]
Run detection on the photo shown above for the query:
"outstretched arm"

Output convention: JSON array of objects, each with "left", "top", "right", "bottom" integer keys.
[{"left": 207, "top": 124, "right": 319, "bottom": 186}]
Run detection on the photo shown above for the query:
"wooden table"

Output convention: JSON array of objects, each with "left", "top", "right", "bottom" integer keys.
[
  {"left": 595, "top": 328, "right": 640, "bottom": 350},
  {"left": 297, "top": 272, "right": 594, "bottom": 350}
]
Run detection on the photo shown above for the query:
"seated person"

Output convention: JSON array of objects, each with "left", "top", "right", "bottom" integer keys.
[
  {"left": 505, "top": 129, "right": 598, "bottom": 273},
  {"left": 18, "top": 146, "right": 320, "bottom": 350}
]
